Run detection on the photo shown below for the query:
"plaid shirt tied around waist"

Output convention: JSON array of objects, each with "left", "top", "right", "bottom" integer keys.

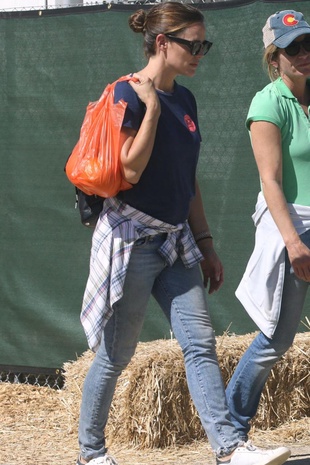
[{"left": 81, "top": 197, "right": 203, "bottom": 351}]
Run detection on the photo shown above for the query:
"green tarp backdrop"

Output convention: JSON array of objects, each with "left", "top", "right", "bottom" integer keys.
[{"left": 1, "top": 0, "right": 309, "bottom": 370}]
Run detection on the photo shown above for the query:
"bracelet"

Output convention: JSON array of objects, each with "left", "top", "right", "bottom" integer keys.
[
  {"left": 196, "top": 235, "right": 213, "bottom": 244},
  {"left": 194, "top": 231, "right": 213, "bottom": 243}
]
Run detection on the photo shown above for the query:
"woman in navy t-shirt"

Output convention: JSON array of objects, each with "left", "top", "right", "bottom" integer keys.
[{"left": 76, "top": 3, "right": 289, "bottom": 465}]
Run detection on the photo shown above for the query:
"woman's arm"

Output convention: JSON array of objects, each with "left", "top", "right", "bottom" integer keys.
[
  {"left": 250, "top": 120, "right": 310, "bottom": 282},
  {"left": 188, "top": 179, "right": 224, "bottom": 293},
  {"left": 120, "top": 73, "right": 161, "bottom": 185}
]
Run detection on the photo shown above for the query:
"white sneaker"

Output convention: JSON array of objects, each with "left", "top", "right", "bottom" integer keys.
[
  {"left": 77, "top": 454, "right": 119, "bottom": 465},
  {"left": 216, "top": 441, "right": 291, "bottom": 465}
]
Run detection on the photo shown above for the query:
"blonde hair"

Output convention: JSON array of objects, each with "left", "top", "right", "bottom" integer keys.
[
  {"left": 263, "top": 44, "right": 279, "bottom": 81},
  {"left": 128, "top": 2, "right": 204, "bottom": 58}
]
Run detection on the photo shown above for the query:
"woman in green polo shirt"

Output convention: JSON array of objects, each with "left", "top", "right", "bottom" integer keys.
[{"left": 226, "top": 9, "right": 310, "bottom": 442}]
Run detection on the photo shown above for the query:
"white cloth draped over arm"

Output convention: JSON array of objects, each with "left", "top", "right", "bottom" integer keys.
[{"left": 236, "top": 191, "right": 310, "bottom": 338}]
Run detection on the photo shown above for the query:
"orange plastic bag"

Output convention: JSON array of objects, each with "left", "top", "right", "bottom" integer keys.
[{"left": 65, "top": 75, "right": 133, "bottom": 198}]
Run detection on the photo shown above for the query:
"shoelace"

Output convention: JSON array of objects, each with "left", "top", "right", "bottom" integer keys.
[
  {"left": 105, "top": 458, "right": 118, "bottom": 465},
  {"left": 243, "top": 441, "right": 258, "bottom": 451}
]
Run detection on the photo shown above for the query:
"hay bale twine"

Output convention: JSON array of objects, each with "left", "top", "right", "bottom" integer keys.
[{"left": 62, "top": 332, "right": 309, "bottom": 449}]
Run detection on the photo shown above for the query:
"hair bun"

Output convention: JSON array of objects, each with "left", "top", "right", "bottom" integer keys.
[{"left": 128, "top": 9, "right": 147, "bottom": 33}]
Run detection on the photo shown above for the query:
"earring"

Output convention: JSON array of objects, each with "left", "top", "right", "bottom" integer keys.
[{"left": 273, "top": 67, "right": 279, "bottom": 77}]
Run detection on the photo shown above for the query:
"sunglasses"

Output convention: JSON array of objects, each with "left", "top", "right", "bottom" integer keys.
[
  {"left": 165, "top": 34, "right": 213, "bottom": 56},
  {"left": 284, "top": 37, "right": 310, "bottom": 57}
]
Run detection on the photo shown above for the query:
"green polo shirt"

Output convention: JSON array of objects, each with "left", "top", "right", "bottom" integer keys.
[{"left": 246, "top": 77, "right": 310, "bottom": 206}]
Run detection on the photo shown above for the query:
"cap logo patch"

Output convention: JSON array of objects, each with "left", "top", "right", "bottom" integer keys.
[{"left": 282, "top": 14, "right": 299, "bottom": 27}]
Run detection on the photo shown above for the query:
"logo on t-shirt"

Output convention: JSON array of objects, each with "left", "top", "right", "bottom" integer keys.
[
  {"left": 184, "top": 114, "right": 196, "bottom": 132},
  {"left": 282, "top": 14, "right": 299, "bottom": 26}
]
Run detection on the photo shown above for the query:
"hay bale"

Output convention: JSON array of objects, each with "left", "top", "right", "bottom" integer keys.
[
  {"left": 109, "top": 340, "right": 201, "bottom": 448},
  {"left": 62, "top": 332, "right": 309, "bottom": 449}
]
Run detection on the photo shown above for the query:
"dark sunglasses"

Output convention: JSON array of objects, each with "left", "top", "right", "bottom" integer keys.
[
  {"left": 165, "top": 34, "right": 213, "bottom": 56},
  {"left": 284, "top": 37, "right": 310, "bottom": 57}
]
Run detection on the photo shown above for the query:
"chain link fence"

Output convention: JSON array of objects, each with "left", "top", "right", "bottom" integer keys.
[
  {"left": 0, "top": 0, "right": 238, "bottom": 13},
  {"left": 0, "top": 366, "right": 64, "bottom": 389}
]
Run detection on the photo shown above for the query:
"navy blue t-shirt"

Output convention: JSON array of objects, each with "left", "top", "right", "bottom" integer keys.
[{"left": 114, "top": 81, "right": 201, "bottom": 225}]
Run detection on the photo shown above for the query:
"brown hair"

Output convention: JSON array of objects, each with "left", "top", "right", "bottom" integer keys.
[
  {"left": 128, "top": 2, "right": 204, "bottom": 57},
  {"left": 263, "top": 44, "right": 279, "bottom": 81}
]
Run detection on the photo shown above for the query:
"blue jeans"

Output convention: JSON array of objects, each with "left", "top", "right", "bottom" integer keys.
[
  {"left": 78, "top": 234, "right": 240, "bottom": 460},
  {"left": 226, "top": 229, "right": 310, "bottom": 440}
]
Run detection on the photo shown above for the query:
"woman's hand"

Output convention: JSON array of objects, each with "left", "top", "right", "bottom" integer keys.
[
  {"left": 129, "top": 73, "right": 160, "bottom": 110},
  {"left": 199, "top": 243, "right": 224, "bottom": 294},
  {"left": 286, "top": 239, "right": 310, "bottom": 282}
]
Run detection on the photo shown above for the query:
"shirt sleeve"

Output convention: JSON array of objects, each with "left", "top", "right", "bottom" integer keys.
[
  {"left": 246, "top": 84, "right": 283, "bottom": 130},
  {"left": 114, "top": 81, "right": 145, "bottom": 131}
]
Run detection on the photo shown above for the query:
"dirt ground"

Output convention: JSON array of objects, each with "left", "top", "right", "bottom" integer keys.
[
  {"left": 0, "top": 381, "right": 309, "bottom": 465},
  {"left": 0, "top": 333, "right": 309, "bottom": 465}
]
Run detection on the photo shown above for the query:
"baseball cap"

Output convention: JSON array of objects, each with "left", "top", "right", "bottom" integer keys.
[{"left": 263, "top": 10, "right": 310, "bottom": 48}]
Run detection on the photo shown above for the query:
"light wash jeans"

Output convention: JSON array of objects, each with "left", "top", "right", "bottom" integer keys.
[
  {"left": 78, "top": 234, "right": 240, "bottom": 460},
  {"left": 226, "top": 228, "right": 310, "bottom": 440}
]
